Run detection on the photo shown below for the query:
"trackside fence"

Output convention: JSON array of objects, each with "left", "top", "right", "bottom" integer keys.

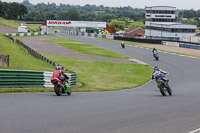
[
  {"left": 4, "top": 34, "right": 73, "bottom": 72},
  {"left": 3, "top": 34, "right": 78, "bottom": 88},
  {"left": 0, "top": 69, "right": 77, "bottom": 88}
]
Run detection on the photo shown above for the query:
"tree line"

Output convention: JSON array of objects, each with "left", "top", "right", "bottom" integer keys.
[
  {"left": 23, "top": 3, "right": 145, "bottom": 23},
  {"left": 1, "top": 1, "right": 200, "bottom": 29},
  {"left": 178, "top": 9, "right": 200, "bottom": 26},
  {"left": 0, "top": 1, "right": 27, "bottom": 20}
]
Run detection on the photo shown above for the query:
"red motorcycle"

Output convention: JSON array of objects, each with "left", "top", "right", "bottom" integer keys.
[{"left": 51, "top": 77, "right": 71, "bottom": 96}]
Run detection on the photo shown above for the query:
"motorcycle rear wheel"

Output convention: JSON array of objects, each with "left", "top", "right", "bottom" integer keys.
[
  {"left": 54, "top": 84, "right": 62, "bottom": 96},
  {"left": 155, "top": 56, "right": 159, "bottom": 61},
  {"left": 67, "top": 88, "right": 71, "bottom": 95},
  {"left": 159, "top": 84, "right": 166, "bottom": 96},
  {"left": 167, "top": 86, "right": 172, "bottom": 95}
]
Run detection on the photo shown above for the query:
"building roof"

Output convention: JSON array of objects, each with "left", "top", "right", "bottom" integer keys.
[
  {"left": 195, "top": 33, "right": 200, "bottom": 36},
  {"left": 125, "top": 27, "right": 144, "bottom": 33}
]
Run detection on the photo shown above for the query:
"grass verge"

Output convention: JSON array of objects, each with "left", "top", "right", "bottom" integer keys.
[
  {"left": 0, "top": 17, "right": 19, "bottom": 28},
  {"left": 40, "top": 52, "right": 153, "bottom": 91},
  {"left": 0, "top": 34, "right": 55, "bottom": 71},
  {"left": 0, "top": 88, "right": 54, "bottom": 93},
  {"left": 45, "top": 37, "right": 129, "bottom": 59},
  {"left": 0, "top": 17, "right": 41, "bottom": 32},
  {"left": 0, "top": 34, "right": 152, "bottom": 92}
]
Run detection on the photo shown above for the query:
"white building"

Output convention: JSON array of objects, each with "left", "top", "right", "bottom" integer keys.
[{"left": 145, "top": 6, "right": 197, "bottom": 40}]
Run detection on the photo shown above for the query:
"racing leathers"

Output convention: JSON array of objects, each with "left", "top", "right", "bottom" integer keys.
[
  {"left": 53, "top": 70, "right": 69, "bottom": 89},
  {"left": 152, "top": 68, "right": 169, "bottom": 86},
  {"left": 152, "top": 48, "right": 158, "bottom": 57}
]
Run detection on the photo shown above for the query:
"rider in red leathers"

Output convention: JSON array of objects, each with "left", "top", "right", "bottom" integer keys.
[{"left": 53, "top": 66, "right": 69, "bottom": 89}]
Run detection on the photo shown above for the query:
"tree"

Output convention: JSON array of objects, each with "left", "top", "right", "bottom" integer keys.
[
  {"left": 19, "top": 4, "right": 28, "bottom": 20},
  {"left": 7, "top": 2, "right": 20, "bottom": 19},
  {"left": 66, "top": 9, "right": 81, "bottom": 20},
  {"left": 46, "top": 12, "right": 56, "bottom": 20},
  {"left": 107, "top": 19, "right": 126, "bottom": 31},
  {"left": 0, "top": 1, "right": 3, "bottom": 17},
  {"left": 128, "top": 21, "right": 145, "bottom": 29}
]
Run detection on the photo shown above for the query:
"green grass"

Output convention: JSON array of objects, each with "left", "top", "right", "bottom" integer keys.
[
  {"left": 0, "top": 34, "right": 152, "bottom": 92},
  {"left": 0, "top": 17, "right": 42, "bottom": 32},
  {"left": 40, "top": 52, "right": 153, "bottom": 91},
  {"left": 0, "top": 88, "right": 54, "bottom": 93},
  {"left": 0, "top": 17, "right": 20, "bottom": 28},
  {"left": 0, "top": 34, "right": 55, "bottom": 71},
  {"left": 26, "top": 24, "right": 41, "bottom": 31},
  {"left": 45, "top": 37, "right": 129, "bottom": 59}
]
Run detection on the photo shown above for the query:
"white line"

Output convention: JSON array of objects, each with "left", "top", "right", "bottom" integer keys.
[{"left": 188, "top": 128, "right": 200, "bottom": 133}]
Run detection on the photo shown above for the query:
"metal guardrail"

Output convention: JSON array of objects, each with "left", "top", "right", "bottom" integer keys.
[{"left": 0, "top": 69, "right": 44, "bottom": 88}]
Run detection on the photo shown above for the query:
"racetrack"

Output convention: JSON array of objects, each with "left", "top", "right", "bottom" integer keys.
[{"left": 0, "top": 31, "right": 200, "bottom": 133}]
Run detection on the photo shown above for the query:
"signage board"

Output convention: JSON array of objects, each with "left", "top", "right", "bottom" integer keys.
[{"left": 47, "top": 20, "right": 106, "bottom": 28}]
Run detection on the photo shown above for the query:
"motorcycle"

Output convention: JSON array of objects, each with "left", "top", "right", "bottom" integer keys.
[
  {"left": 121, "top": 42, "right": 125, "bottom": 48},
  {"left": 153, "top": 52, "right": 159, "bottom": 61},
  {"left": 51, "top": 77, "right": 71, "bottom": 96},
  {"left": 155, "top": 74, "right": 172, "bottom": 96}
]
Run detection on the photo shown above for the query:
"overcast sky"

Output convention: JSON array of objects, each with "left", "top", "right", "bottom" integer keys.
[{"left": 2, "top": 0, "right": 200, "bottom": 10}]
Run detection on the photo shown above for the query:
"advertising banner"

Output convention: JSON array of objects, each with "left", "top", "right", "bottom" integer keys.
[{"left": 47, "top": 20, "right": 106, "bottom": 28}]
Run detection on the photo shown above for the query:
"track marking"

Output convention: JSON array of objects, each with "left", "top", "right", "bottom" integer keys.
[{"left": 188, "top": 128, "right": 200, "bottom": 133}]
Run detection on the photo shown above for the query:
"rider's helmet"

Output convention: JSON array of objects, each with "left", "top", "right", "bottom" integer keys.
[
  {"left": 154, "top": 66, "right": 159, "bottom": 71},
  {"left": 55, "top": 66, "right": 61, "bottom": 70}
]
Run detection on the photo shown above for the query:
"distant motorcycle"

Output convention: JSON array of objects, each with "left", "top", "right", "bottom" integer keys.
[
  {"left": 51, "top": 77, "right": 71, "bottom": 96},
  {"left": 155, "top": 74, "right": 172, "bottom": 96},
  {"left": 121, "top": 42, "right": 125, "bottom": 48},
  {"left": 153, "top": 51, "right": 159, "bottom": 61}
]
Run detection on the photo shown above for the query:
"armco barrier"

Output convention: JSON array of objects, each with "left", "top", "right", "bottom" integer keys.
[
  {"left": 0, "top": 69, "right": 44, "bottom": 88},
  {"left": 0, "top": 69, "right": 77, "bottom": 88}
]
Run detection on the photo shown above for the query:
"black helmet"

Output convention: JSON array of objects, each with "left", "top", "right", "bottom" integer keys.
[{"left": 154, "top": 66, "right": 159, "bottom": 70}]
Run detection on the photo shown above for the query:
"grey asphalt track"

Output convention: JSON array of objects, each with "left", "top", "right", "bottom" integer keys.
[{"left": 1, "top": 30, "right": 200, "bottom": 133}]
